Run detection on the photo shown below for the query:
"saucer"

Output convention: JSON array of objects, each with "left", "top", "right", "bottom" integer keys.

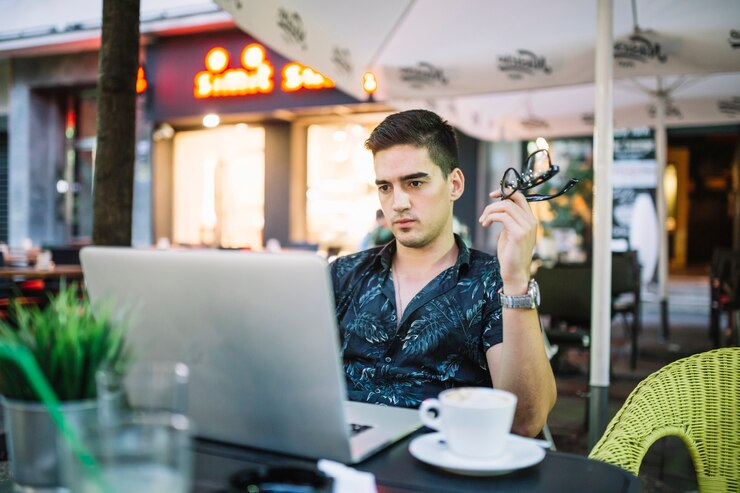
[{"left": 408, "top": 432, "right": 545, "bottom": 476}]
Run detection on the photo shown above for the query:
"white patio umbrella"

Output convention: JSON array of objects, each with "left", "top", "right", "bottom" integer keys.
[
  {"left": 215, "top": 0, "right": 740, "bottom": 445},
  {"left": 393, "top": 73, "right": 740, "bottom": 142},
  {"left": 214, "top": 0, "right": 739, "bottom": 101}
]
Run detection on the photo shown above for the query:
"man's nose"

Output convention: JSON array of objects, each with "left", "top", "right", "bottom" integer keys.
[{"left": 392, "top": 189, "right": 410, "bottom": 211}]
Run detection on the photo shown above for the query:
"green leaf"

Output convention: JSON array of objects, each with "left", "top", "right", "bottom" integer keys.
[{"left": 0, "top": 283, "right": 131, "bottom": 402}]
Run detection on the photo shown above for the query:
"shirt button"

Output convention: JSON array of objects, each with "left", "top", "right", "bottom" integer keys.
[
  {"left": 385, "top": 357, "right": 392, "bottom": 363},
  {"left": 375, "top": 388, "right": 381, "bottom": 393}
]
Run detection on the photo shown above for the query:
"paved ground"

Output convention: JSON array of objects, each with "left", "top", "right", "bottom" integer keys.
[{"left": 548, "top": 274, "right": 719, "bottom": 493}]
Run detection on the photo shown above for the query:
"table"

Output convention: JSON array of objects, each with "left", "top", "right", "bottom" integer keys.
[
  {"left": 0, "top": 265, "right": 83, "bottom": 280},
  {"left": 192, "top": 432, "right": 640, "bottom": 493},
  {"left": 0, "top": 433, "right": 639, "bottom": 492}
]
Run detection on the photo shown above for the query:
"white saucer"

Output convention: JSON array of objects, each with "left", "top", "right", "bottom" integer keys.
[{"left": 408, "top": 432, "right": 546, "bottom": 476}]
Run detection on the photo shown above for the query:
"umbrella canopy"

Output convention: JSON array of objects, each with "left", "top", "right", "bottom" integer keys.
[
  {"left": 394, "top": 73, "right": 740, "bottom": 141},
  {"left": 214, "top": 0, "right": 740, "bottom": 103}
]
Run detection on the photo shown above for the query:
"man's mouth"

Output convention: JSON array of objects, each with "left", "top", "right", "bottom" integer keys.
[{"left": 393, "top": 218, "right": 416, "bottom": 227}]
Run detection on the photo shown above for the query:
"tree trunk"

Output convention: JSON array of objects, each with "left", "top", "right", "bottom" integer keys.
[{"left": 92, "top": 0, "right": 140, "bottom": 246}]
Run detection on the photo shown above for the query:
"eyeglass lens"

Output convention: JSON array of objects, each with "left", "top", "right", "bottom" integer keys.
[
  {"left": 524, "top": 149, "right": 551, "bottom": 181},
  {"left": 501, "top": 168, "right": 519, "bottom": 200}
]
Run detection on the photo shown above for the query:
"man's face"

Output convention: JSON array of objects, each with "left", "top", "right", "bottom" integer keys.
[{"left": 374, "top": 145, "right": 463, "bottom": 249}]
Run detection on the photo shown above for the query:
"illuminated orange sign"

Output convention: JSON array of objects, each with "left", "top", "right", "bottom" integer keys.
[
  {"left": 194, "top": 43, "right": 333, "bottom": 98},
  {"left": 136, "top": 66, "right": 148, "bottom": 94},
  {"left": 282, "top": 63, "right": 334, "bottom": 91},
  {"left": 194, "top": 44, "right": 274, "bottom": 98}
]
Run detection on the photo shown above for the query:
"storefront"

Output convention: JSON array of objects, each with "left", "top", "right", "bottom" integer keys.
[
  {"left": 147, "top": 29, "right": 393, "bottom": 253},
  {"left": 6, "top": 51, "right": 153, "bottom": 248}
]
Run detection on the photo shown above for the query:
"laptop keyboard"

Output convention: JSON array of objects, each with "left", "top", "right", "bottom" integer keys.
[{"left": 349, "top": 423, "right": 373, "bottom": 436}]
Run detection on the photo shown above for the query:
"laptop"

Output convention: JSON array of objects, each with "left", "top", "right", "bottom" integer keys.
[{"left": 80, "top": 247, "right": 421, "bottom": 463}]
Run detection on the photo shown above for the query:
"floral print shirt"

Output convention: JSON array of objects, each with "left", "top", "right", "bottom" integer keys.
[{"left": 330, "top": 235, "right": 504, "bottom": 408}]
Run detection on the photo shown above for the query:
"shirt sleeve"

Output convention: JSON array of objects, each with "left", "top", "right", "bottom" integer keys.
[{"left": 481, "top": 262, "right": 504, "bottom": 351}]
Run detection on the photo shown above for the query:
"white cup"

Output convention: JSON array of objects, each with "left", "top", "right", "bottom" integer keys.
[
  {"left": 35, "top": 250, "right": 52, "bottom": 271},
  {"left": 419, "top": 387, "right": 517, "bottom": 459}
]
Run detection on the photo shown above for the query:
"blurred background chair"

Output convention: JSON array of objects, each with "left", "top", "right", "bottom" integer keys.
[
  {"left": 589, "top": 348, "right": 740, "bottom": 492},
  {"left": 534, "top": 251, "right": 642, "bottom": 371},
  {"left": 709, "top": 248, "right": 740, "bottom": 347},
  {"left": 47, "top": 246, "right": 82, "bottom": 266},
  {"left": 611, "top": 251, "right": 641, "bottom": 369}
]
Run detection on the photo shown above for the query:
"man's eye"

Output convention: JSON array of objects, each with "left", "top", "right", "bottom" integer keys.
[
  {"left": 409, "top": 181, "right": 423, "bottom": 187},
  {"left": 378, "top": 184, "right": 390, "bottom": 192}
]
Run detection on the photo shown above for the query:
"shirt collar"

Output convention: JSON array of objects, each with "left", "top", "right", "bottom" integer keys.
[{"left": 376, "top": 233, "right": 471, "bottom": 274}]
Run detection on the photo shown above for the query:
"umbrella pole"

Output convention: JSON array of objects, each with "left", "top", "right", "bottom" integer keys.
[
  {"left": 588, "top": 0, "right": 614, "bottom": 452},
  {"left": 655, "top": 84, "right": 670, "bottom": 340}
]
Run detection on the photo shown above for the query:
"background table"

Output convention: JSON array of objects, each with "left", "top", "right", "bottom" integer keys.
[{"left": 0, "top": 265, "right": 83, "bottom": 280}]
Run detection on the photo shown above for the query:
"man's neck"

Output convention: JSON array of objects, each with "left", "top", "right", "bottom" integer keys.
[{"left": 394, "top": 232, "right": 458, "bottom": 277}]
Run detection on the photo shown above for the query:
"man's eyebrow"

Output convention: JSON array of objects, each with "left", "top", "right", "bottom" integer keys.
[
  {"left": 401, "top": 172, "right": 429, "bottom": 181},
  {"left": 375, "top": 172, "right": 429, "bottom": 186}
]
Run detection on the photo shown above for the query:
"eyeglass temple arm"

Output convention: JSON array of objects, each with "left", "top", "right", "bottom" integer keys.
[{"left": 524, "top": 178, "right": 579, "bottom": 202}]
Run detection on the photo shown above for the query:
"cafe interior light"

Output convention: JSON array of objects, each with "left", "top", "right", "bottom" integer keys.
[
  {"left": 202, "top": 113, "right": 220, "bottom": 128},
  {"left": 363, "top": 72, "right": 378, "bottom": 95},
  {"left": 136, "top": 66, "right": 148, "bottom": 94},
  {"left": 665, "top": 163, "right": 678, "bottom": 231}
]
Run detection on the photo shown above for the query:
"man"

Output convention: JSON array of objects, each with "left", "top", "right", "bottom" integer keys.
[{"left": 331, "top": 109, "right": 556, "bottom": 437}]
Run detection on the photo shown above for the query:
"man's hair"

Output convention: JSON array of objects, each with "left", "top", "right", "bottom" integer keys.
[{"left": 365, "top": 109, "right": 459, "bottom": 177}]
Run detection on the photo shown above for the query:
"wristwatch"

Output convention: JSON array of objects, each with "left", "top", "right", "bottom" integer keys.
[{"left": 499, "top": 279, "right": 540, "bottom": 309}]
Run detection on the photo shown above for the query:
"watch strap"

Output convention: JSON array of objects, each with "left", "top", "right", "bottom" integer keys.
[{"left": 498, "top": 279, "right": 539, "bottom": 309}]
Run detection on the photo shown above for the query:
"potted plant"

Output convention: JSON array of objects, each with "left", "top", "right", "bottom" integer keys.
[{"left": 0, "top": 283, "right": 130, "bottom": 490}]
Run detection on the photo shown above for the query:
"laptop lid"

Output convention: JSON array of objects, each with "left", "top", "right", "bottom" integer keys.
[{"left": 81, "top": 247, "right": 419, "bottom": 463}]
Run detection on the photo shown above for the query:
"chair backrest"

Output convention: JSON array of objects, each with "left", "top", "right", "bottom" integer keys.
[
  {"left": 589, "top": 348, "right": 740, "bottom": 492},
  {"left": 536, "top": 251, "right": 641, "bottom": 327},
  {"left": 45, "top": 246, "right": 82, "bottom": 265},
  {"left": 535, "top": 263, "right": 592, "bottom": 326},
  {"left": 611, "top": 250, "right": 640, "bottom": 297}
]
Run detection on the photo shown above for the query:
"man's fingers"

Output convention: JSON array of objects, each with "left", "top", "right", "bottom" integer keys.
[
  {"left": 480, "top": 195, "right": 531, "bottom": 228},
  {"left": 480, "top": 211, "right": 523, "bottom": 230}
]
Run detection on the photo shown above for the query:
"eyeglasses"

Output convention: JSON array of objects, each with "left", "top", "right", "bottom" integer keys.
[{"left": 500, "top": 149, "right": 579, "bottom": 202}]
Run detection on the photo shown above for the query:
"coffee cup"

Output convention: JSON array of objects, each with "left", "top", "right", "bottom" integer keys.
[{"left": 419, "top": 387, "right": 517, "bottom": 459}]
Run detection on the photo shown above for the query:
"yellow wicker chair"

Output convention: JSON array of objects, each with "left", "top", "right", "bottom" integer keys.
[{"left": 589, "top": 348, "right": 740, "bottom": 493}]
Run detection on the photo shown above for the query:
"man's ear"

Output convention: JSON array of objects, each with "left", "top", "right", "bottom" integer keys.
[{"left": 449, "top": 168, "right": 465, "bottom": 202}]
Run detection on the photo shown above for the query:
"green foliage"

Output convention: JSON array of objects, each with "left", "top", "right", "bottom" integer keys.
[
  {"left": 0, "top": 284, "right": 130, "bottom": 402},
  {"left": 542, "top": 163, "right": 594, "bottom": 236}
]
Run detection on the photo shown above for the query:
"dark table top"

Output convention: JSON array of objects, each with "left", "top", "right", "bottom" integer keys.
[
  {"left": 192, "top": 432, "right": 640, "bottom": 493},
  {"left": 0, "top": 432, "right": 639, "bottom": 492}
]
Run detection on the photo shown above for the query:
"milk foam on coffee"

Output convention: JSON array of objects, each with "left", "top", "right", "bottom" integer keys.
[{"left": 443, "top": 387, "right": 516, "bottom": 407}]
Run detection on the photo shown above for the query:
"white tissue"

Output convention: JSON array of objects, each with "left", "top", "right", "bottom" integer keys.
[{"left": 317, "top": 459, "right": 377, "bottom": 493}]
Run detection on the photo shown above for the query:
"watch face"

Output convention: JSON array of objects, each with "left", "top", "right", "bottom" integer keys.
[{"left": 528, "top": 279, "right": 540, "bottom": 307}]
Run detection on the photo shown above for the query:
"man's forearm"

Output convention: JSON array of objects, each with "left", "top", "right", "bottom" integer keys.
[{"left": 488, "top": 308, "right": 557, "bottom": 437}]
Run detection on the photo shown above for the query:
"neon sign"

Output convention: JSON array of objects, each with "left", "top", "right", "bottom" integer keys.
[
  {"left": 282, "top": 63, "right": 334, "bottom": 91},
  {"left": 194, "top": 43, "right": 333, "bottom": 98},
  {"left": 195, "top": 44, "right": 274, "bottom": 98}
]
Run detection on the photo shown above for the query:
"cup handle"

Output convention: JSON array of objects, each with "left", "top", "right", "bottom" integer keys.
[{"left": 419, "top": 398, "right": 442, "bottom": 430}]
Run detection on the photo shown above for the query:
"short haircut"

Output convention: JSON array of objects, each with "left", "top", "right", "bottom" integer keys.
[{"left": 365, "top": 109, "right": 459, "bottom": 177}]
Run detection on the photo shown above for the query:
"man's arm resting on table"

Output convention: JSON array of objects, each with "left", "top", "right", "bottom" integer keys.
[{"left": 486, "top": 306, "right": 557, "bottom": 438}]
